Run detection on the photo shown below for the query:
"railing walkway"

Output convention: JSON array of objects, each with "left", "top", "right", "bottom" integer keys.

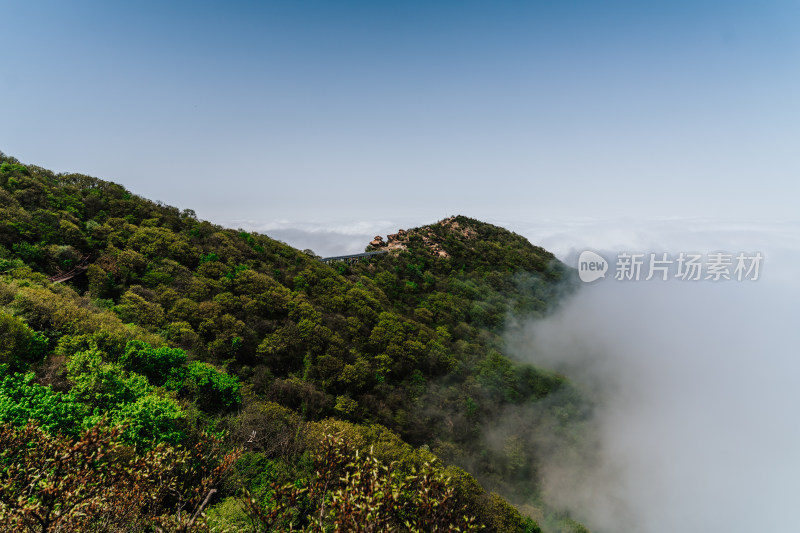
[
  {"left": 48, "top": 255, "right": 90, "bottom": 283},
  {"left": 319, "top": 250, "right": 388, "bottom": 265}
]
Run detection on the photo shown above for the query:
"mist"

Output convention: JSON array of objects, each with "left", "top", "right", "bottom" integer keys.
[
  {"left": 505, "top": 221, "right": 800, "bottom": 532},
  {"left": 232, "top": 217, "right": 431, "bottom": 258},
  {"left": 234, "top": 214, "right": 800, "bottom": 531}
]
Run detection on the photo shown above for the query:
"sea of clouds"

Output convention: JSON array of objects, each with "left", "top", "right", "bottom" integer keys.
[
  {"left": 242, "top": 215, "right": 800, "bottom": 532},
  {"left": 507, "top": 217, "right": 800, "bottom": 533}
]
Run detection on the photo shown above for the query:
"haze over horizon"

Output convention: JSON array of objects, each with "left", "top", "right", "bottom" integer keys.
[{"left": 2, "top": 0, "right": 799, "bottom": 226}]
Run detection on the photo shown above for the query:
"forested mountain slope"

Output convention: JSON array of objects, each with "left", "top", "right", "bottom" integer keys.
[{"left": 0, "top": 152, "right": 589, "bottom": 533}]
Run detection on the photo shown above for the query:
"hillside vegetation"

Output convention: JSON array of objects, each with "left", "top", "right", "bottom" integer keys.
[{"left": 0, "top": 152, "right": 589, "bottom": 532}]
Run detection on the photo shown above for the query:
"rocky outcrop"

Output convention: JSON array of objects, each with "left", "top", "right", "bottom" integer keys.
[
  {"left": 439, "top": 216, "right": 477, "bottom": 239},
  {"left": 367, "top": 225, "right": 450, "bottom": 257},
  {"left": 383, "top": 230, "right": 407, "bottom": 251}
]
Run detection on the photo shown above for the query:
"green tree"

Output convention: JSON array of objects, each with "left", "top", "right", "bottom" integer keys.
[
  {"left": 121, "top": 340, "right": 187, "bottom": 386},
  {"left": 0, "top": 366, "right": 87, "bottom": 435},
  {"left": 169, "top": 361, "right": 241, "bottom": 413},
  {"left": 0, "top": 312, "right": 48, "bottom": 369}
]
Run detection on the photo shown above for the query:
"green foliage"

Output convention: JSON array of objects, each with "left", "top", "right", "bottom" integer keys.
[
  {"left": 169, "top": 361, "right": 241, "bottom": 413},
  {"left": 8, "top": 282, "right": 163, "bottom": 358},
  {"left": 121, "top": 340, "right": 187, "bottom": 386},
  {"left": 0, "top": 154, "right": 585, "bottom": 532},
  {"left": 200, "top": 252, "right": 219, "bottom": 263},
  {"left": 12, "top": 242, "right": 43, "bottom": 264},
  {"left": 0, "top": 161, "right": 30, "bottom": 175},
  {"left": 225, "top": 263, "right": 249, "bottom": 280},
  {"left": 0, "top": 421, "right": 241, "bottom": 532},
  {"left": 115, "top": 289, "right": 166, "bottom": 326},
  {"left": 0, "top": 311, "right": 48, "bottom": 369},
  {"left": 112, "top": 393, "right": 185, "bottom": 447},
  {"left": 334, "top": 394, "right": 360, "bottom": 418},
  {"left": 0, "top": 365, "right": 87, "bottom": 435},
  {"left": 0, "top": 256, "right": 25, "bottom": 274},
  {"left": 66, "top": 348, "right": 150, "bottom": 409},
  {"left": 485, "top": 492, "right": 542, "bottom": 533},
  {"left": 128, "top": 226, "right": 195, "bottom": 264},
  {"left": 65, "top": 349, "right": 185, "bottom": 446},
  {"left": 238, "top": 432, "right": 483, "bottom": 532}
]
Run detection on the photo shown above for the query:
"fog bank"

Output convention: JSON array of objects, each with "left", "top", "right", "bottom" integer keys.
[{"left": 507, "top": 221, "right": 800, "bottom": 532}]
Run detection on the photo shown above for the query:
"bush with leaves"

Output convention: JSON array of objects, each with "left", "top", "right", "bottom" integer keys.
[
  {"left": 121, "top": 339, "right": 188, "bottom": 386},
  {"left": 168, "top": 360, "right": 242, "bottom": 413},
  {"left": 0, "top": 311, "right": 48, "bottom": 370},
  {"left": 0, "top": 365, "right": 86, "bottom": 435},
  {"left": 0, "top": 420, "right": 241, "bottom": 533},
  {"left": 237, "top": 432, "right": 482, "bottom": 532},
  {"left": 66, "top": 348, "right": 186, "bottom": 447}
]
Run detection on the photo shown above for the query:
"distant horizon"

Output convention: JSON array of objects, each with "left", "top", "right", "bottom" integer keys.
[
  {"left": 6, "top": 146, "right": 798, "bottom": 265},
  {"left": 3, "top": 1, "right": 799, "bottom": 225}
]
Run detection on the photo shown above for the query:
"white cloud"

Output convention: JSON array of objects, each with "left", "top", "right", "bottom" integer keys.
[
  {"left": 505, "top": 219, "right": 800, "bottom": 533},
  {"left": 225, "top": 213, "right": 800, "bottom": 531},
  {"left": 229, "top": 217, "right": 427, "bottom": 257}
]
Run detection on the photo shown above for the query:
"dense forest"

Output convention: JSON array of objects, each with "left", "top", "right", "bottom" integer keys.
[{"left": 0, "top": 152, "right": 591, "bottom": 532}]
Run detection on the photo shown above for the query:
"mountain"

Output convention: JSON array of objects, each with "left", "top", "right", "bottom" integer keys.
[{"left": 0, "top": 151, "right": 589, "bottom": 533}]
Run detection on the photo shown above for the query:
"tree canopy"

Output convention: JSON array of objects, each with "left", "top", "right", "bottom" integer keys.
[{"left": 0, "top": 151, "right": 588, "bottom": 532}]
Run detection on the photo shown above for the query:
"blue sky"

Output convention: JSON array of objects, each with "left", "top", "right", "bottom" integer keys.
[{"left": 2, "top": 0, "right": 799, "bottom": 235}]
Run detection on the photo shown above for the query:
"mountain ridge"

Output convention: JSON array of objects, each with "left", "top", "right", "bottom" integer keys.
[{"left": 0, "top": 151, "right": 589, "bottom": 533}]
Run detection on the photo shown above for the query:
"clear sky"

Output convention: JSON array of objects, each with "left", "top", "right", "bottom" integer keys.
[{"left": 2, "top": 0, "right": 799, "bottom": 233}]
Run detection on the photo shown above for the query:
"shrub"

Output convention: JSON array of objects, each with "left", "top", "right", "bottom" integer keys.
[
  {"left": 0, "top": 421, "right": 240, "bottom": 532},
  {"left": 239, "top": 431, "right": 482, "bottom": 532},
  {"left": 169, "top": 361, "right": 241, "bottom": 412},
  {"left": 120, "top": 340, "right": 186, "bottom": 386},
  {"left": 0, "top": 365, "right": 87, "bottom": 435},
  {"left": 0, "top": 311, "right": 48, "bottom": 370},
  {"left": 66, "top": 349, "right": 186, "bottom": 447}
]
